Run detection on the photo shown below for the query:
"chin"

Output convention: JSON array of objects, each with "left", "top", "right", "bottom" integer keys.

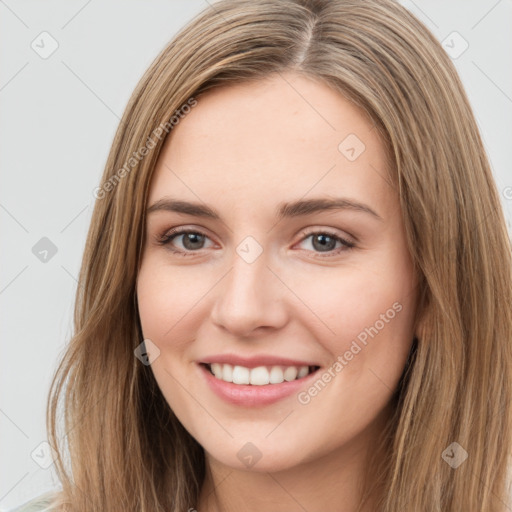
[{"left": 201, "top": 435, "right": 313, "bottom": 473}]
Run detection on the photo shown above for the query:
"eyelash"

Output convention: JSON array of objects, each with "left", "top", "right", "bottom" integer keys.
[{"left": 155, "top": 227, "right": 356, "bottom": 258}]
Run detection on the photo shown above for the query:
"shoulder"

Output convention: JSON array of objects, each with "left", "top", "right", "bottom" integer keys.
[{"left": 8, "top": 490, "right": 62, "bottom": 512}]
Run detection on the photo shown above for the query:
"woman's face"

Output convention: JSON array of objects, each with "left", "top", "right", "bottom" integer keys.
[{"left": 137, "top": 72, "right": 418, "bottom": 472}]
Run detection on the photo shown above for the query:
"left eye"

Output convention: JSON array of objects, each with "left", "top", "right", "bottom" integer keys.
[
  {"left": 156, "top": 229, "right": 355, "bottom": 257},
  {"left": 296, "top": 231, "right": 355, "bottom": 255}
]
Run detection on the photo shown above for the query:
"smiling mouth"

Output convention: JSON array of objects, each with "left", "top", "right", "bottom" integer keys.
[{"left": 201, "top": 363, "right": 320, "bottom": 385}]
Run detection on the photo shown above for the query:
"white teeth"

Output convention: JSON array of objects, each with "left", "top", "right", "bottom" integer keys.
[
  {"left": 297, "top": 366, "right": 309, "bottom": 378},
  {"left": 249, "top": 366, "right": 269, "bottom": 386},
  {"left": 283, "top": 366, "right": 298, "bottom": 381},
  {"left": 207, "top": 363, "right": 314, "bottom": 385},
  {"left": 232, "top": 365, "right": 250, "bottom": 385},
  {"left": 211, "top": 363, "right": 223, "bottom": 379},
  {"left": 222, "top": 363, "right": 233, "bottom": 382},
  {"left": 269, "top": 366, "right": 284, "bottom": 384}
]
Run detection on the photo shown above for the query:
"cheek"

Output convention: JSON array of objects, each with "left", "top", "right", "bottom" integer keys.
[
  {"left": 291, "top": 257, "right": 415, "bottom": 382},
  {"left": 136, "top": 260, "right": 203, "bottom": 421},
  {"left": 302, "top": 267, "right": 412, "bottom": 339},
  {"left": 290, "top": 269, "right": 414, "bottom": 443},
  {"left": 136, "top": 259, "right": 207, "bottom": 344}
]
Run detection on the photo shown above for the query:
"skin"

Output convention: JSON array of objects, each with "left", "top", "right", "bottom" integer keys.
[{"left": 136, "top": 71, "right": 418, "bottom": 512}]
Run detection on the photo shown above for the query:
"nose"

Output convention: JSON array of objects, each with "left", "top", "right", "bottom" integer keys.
[{"left": 210, "top": 249, "right": 289, "bottom": 338}]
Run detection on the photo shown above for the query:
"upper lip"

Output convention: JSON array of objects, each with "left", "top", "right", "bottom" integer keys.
[{"left": 199, "top": 354, "right": 320, "bottom": 369}]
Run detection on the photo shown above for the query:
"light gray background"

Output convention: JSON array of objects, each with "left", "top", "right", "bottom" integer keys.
[{"left": 1, "top": 1, "right": 511, "bottom": 509}]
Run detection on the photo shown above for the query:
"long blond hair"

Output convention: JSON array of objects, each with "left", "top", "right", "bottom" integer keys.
[{"left": 46, "top": 0, "right": 512, "bottom": 510}]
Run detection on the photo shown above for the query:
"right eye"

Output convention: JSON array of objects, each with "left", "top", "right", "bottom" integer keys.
[{"left": 156, "top": 228, "right": 214, "bottom": 256}]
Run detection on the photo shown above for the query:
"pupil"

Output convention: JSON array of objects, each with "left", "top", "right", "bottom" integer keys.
[
  {"left": 184, "top": 233, "right": 204, "bottom": 250},
  {"left": 313, "top": 234, "right": 335, "bottom": 252}
]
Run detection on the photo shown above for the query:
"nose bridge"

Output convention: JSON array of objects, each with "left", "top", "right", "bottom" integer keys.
[{"left": 210, "top": 244, "right": 287, "bottom": 336}]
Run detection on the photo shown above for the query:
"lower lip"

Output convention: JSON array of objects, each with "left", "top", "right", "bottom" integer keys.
[{"left": 198, "top": 364, "right": 319, "bottom": 407}]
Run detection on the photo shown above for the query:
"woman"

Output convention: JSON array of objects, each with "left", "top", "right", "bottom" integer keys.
[{"left": 12, "top": 0, "right": 512, "bottom": 510}]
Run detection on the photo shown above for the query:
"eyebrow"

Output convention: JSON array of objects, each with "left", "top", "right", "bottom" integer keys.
[{"left": 146, "top": 197, "right": 382, "bottom": 221}]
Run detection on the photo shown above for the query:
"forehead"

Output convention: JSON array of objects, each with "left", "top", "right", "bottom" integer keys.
[{"left": 148, "top": 72, "right": 395, "bottom": 216}]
